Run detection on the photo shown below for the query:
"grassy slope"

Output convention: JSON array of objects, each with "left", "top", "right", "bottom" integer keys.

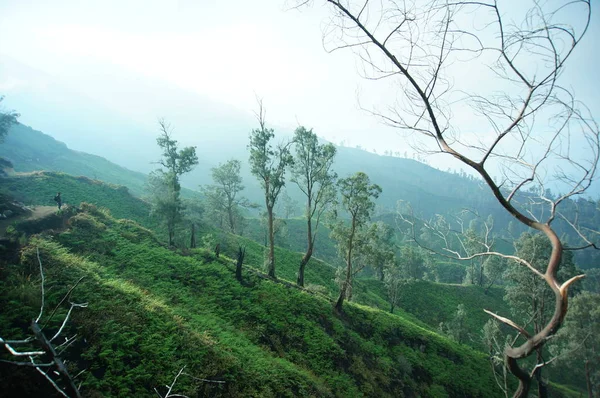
[
  {"left": 1, "top": 123, "right": 150, "bottom": 196},
  {"left": 1, "top": 205, "right": 504, "bottom": 397},
  {"left": 0, "top": 172, "right": 513, "bottom": 343},
  {"left": 0, "top": 172, "right": 584, "bottom": 396},
  {"left": 1, "top": 171, "right": 155, "bottom": 227},
  {"left": 0, "top": 123, "right": 199, "bottom": 199}
]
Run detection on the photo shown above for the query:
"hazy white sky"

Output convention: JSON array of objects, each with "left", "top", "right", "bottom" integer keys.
[{"left": 1, "top": 0, "right": 599, "bottom": 178}]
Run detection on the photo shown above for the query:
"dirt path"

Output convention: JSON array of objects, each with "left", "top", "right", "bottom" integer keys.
[{"left": 0, "top": 205, "right": 58, "bottom": 237}]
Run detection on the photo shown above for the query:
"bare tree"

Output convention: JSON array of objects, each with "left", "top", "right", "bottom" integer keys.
[
  {"left": 154, "top": 365, "right": 226, "bottom": 398},
  {"left": 296, "top": 0, "right": 599, "bottom": 396},
  {"left": 0, "top": 248, "right": 87, "bottom": 398}
]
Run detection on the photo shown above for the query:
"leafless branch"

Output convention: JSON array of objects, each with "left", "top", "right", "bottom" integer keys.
[
  {"left": 300, "top": 0, "right": 598, "bottom": 395},
  {"left": 0, "top": 247, "right": 86, "bottom": 398}
]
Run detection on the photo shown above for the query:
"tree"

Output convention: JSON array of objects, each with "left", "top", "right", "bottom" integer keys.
[
  {"left": 361, "top": 221, "right": 395, "bottom": 281},
  {"left": 291, "top": 126, "right": 337, "bottom": 286},
  {"left": 383, "top": 257, "right": 403, "bottom": 313},
  {"left": 182, "top": 199, "right": 204, "bottom": 249},
  {"left": 147, "top": 171, "right": 182, "bottom": 247},
  {"left": 439, "top": 304, "right": 469, "bottom": 345},
  {"left": 551, "top": 292, "right": 600, "bottom": 398},
  {"left": 277, "top": 190, "right": 300, "bottom": 220},
  {"left": 329, "top": 172, "right": 381, "bottom": 311},
  {"left": 504, "top": 232, "right": 579, "bottom": 395},
  {"left": 149, "top": 119, "right": 198, "bottom": 246},
  {"left": 248, "top": 99, "right": 294, "bottom": 278},
  {"left": 0, "top": 96, "right": 19, "bottom": 143},
  {"left": 297, "top": 1, "right": 600, "bottom": 394},
  {"left": 482, "top": 319, "right": 512, "bottom": 398},
  {"left": 202, "top": 159, "right": 250, "bottom": 234}
]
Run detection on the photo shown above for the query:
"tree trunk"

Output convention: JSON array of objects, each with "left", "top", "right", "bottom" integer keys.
[
  {"left": 190, "top": 223, "right": 196, "bottom": 248},
  {"left": 236, "top": 246, "right": 245, "bottom": 282},
  {"left": 168, "top": 223, "right": 175, "bottom": 247},
  {"left": 335, "top": 216, "right": 356, "bottom": 312},
  {"left": 585, "top": 360, "right": 593, "bottom": 398},
  {"left": 267, "top": 205, "right": 276, "bottom": 278},
  {"left": 535, "top": 349, "right": 548, "bottom": 398},
  {"left": 297, "top": 215, "right": 314, "bottom": 287},
  {"left": 227, "top": 198, "right": 236, "bottom": 234},
  {"left": 478, "top": 261, "right": 484, "bottom": 286},
  {"left": 390, "top": 303, "right": 394, "bottom": 313}
]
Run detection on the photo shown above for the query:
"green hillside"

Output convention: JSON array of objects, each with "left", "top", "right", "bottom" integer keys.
[
  {"left": 1, "top": 171, "right": 510, "bottom": 341},
  {"left": 0, "top": 124, "right": 200, "bottom": 200},
  {"left": 0, "top": 123, "right": 150, "bottom": 196},
  {"left": 1, "top": 171, "right": 154, "bottom": 227},
  {"left": 0, "top": 204, "right": 504, "bottom": 397},
  {"left": 0, "top": 170, "right": 585, "bottom": 396}
]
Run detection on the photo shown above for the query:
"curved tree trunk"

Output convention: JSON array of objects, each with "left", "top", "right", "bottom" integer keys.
[{"left": 298, "top": 214, "right": 314, "bottom": 287}]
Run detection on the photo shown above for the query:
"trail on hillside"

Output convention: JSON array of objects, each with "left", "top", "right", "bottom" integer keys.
[{"left": 0, "top": 205, "right": 57, "bottom": 237}]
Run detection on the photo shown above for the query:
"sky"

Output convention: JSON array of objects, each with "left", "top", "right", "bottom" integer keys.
[{"left": 1, "top": 0, "right": 599, "bottom": 190}]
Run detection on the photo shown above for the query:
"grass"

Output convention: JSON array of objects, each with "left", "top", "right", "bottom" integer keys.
[
  {"left": 0, "top": 171, "right": 586, "bottom": 396},
  {"left": 0, "top": 206, "right": 505, "bottom": 397}
]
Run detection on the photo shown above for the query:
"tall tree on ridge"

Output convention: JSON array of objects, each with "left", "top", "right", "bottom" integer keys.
[
  {"left": 330, "top": 172, "right": 381, "bottom": 311},
  {"left": 291, "top": 126, "right": 337, "bottom": 286},
  {"left": 149, "top": 119, "right": 198, "bottom": 247},
  {"left": 248, "top": 99, "right": 293, "bottom": 278},
  {"left": 202, "top": 159, "right": 250, "bottom": 234}
]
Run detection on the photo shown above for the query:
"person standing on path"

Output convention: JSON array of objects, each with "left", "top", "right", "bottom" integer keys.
[{"left": 54, "top": 192, "right": 62, "bottom": 210}]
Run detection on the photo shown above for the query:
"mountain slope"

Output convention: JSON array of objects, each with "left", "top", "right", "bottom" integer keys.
[
  {"left": 0, "top": 168, "right": 584, "bottom": 396},
  {"left": 0, "top": 205, "right": 504, "bottom": 397},
  {"left": 1, "top": 116, "right": 501, "bottom": 222},
  {"left": 1, "top": 123, "right": 149, "bottom": 196}
]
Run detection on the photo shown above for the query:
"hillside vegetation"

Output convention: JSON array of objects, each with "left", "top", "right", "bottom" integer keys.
[
  {"left": 0, "top": 170, "right": 584, "bottom": 396},
  {"left": 0, "top": 204, "right": 503, "bottom": 397},
  {"left": 1, "top": 172, "right": 511, "bottom": 340}
]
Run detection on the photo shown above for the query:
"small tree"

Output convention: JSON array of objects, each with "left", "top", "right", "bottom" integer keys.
[
  {"left": 202, "top": 159, "right": 250, "bottom": 234},
  {"left": 182, "top": 199, "right": 204, "bottom": 249},
  {"left": 362, "top": 221, "right": 396, "bottom": 281},
  {"left": 330, "top": 172, "right": 381, "bottom": 311},
  {"left": 291, "top": 126, "right": 337, "bottom": 286},
  {"left": 248, "top": 99, "right": 293, "bottom": 278},
  {"left": 551, "top": 292, "right": 600, "bottom": 398},
  {"left": 398, "top": 245, "right": 425, "bottom": 281},
  {"left": 149, "top": 119, "right": 198, "bottom": 246},
  {"left": 0, "top": 95, "right": 19, "bottom": 143},
  {"left": 439, "top": 304, "right": 469, "bottom": 345},
  {"left": 278, "top": 190, "right": 300, "bottom": 219},
  {"left": 384, "top": 257, "right": 403, "bottom": 313}
]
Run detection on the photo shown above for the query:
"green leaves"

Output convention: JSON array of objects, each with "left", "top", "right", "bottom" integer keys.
[
  {"left": 0, "top": 95, "right": 19, "bottom": 143},
  {"left": 338, "top": 172, "right": 382, "bottom": 224},
  {"left": 248, "top": 127, "right": 293, "bottom": 208}
]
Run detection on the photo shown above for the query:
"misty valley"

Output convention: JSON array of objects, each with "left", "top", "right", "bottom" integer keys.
[{"left": 1, "top": 1, "right": 599, "bottom": 397}]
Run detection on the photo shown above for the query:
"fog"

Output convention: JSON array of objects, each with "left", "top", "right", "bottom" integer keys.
[{"left": 1, "top": 0, "right": 599, "bottom": 194}]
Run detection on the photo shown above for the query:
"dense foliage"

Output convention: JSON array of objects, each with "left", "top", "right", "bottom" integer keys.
[{"left": 1, "top": 205, "right": 505, "bottom": 397}]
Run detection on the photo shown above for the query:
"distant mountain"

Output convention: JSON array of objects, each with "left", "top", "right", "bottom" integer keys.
[
  {"left": 1, "top": 120, "right": 504, "bottom": 224},
  {"left": 1, "top": 123, "right": 149, "bottom": 196},
  {"left": 1, "top": 55, "right": 503, "bottom": 219}
]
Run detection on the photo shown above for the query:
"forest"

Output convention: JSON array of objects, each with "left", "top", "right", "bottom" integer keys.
[{"left": 0, "top": 1, "right": 599, "bottom": 397}]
